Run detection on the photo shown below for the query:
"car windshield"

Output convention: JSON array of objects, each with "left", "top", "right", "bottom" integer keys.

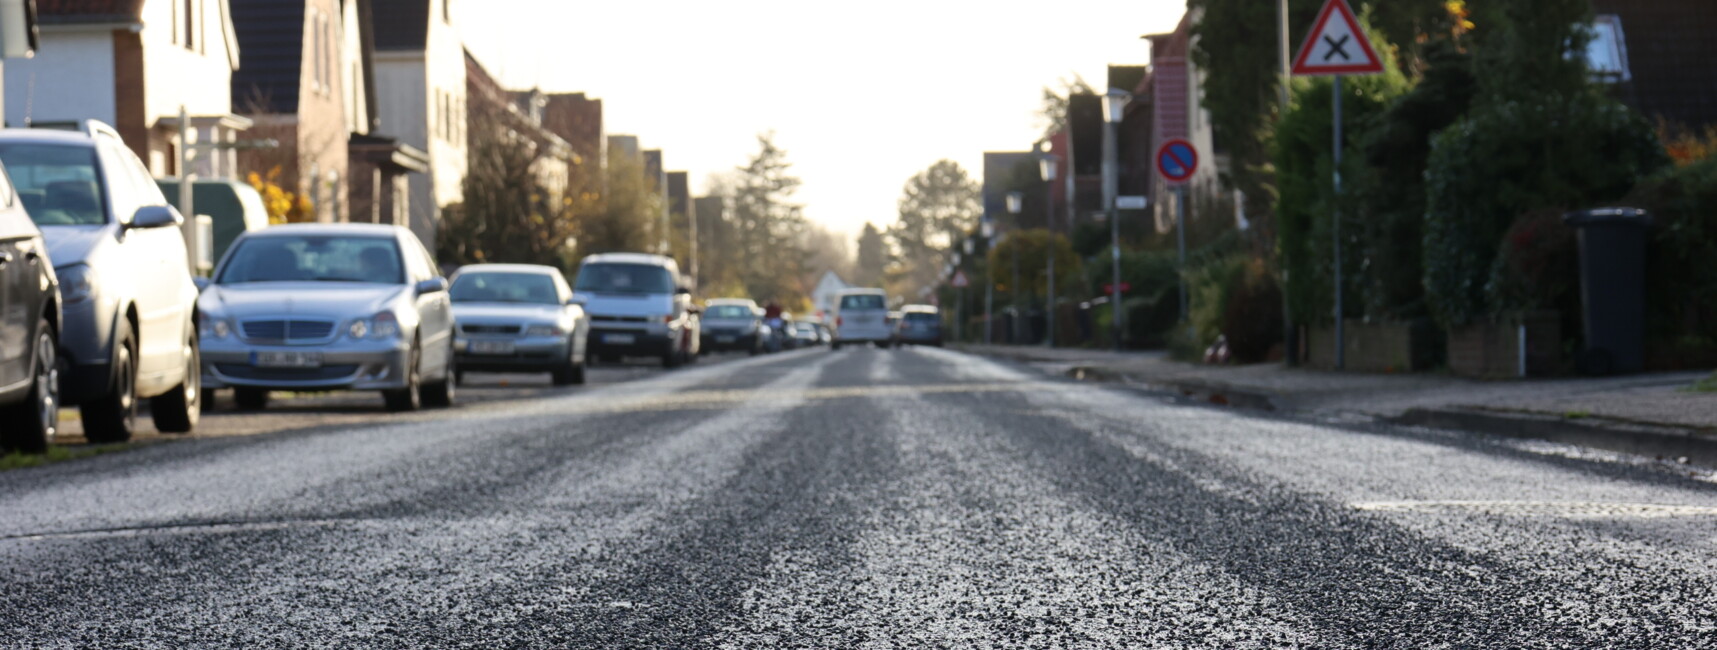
[
  {"left": 451, "top": 272, "right": 560, "bottom": 304},
  {"left": 575, "top": 263, "right": 675, "bottom": 294},
  {"left": 905, "top": 312, "right": 938, "bottom": 323},
  {"left": 840, "top": 294, "right": 886, "bottom": 310},
  {"left": 0, "top": 143, "right": 107, "bottom": 226},
  {"left": 706, "top": 305, "right": 753, "bottom": 319},
  {"left": 217, "top": 235, "right": 404, "bottom": 285}
]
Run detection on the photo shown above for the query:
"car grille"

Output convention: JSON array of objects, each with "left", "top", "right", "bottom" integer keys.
[
  {"left": 241, "top": 319, "right": 336, "bottom": 342},
  {"left": 216, "top": 364, "right": 360, "bottom": 382},
  {"left": 460, "top": 323, "right": 522, "bottom": 335}
]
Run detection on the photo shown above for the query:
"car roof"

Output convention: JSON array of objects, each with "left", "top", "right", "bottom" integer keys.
[
  {"left": 241, "top": 222, "right": 407, "bottom": 238},
  {"left": 0, "top": 129, "right": 99, "bottom": 147},
  {"left": 581, "top": 252, "right": 675, "bottom": 268},
  {"left": 902, "top": 304, "right": 938, "bottom": 313},
  {"left": 705, "top": 298, "right": 758, "bottom": 306},
  {"left": 453, "top": 263, "right": 562, "bottom": 275},
  {"left": 836, "top": 288, "right": 885, "bottom": 296}
]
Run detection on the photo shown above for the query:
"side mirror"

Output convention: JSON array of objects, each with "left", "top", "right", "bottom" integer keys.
[
  {"left": 129, "top": 205, "right": 183, "bottom": 230},
  {"left": 674, "top": 286, "right": 691, "bottom": 296},
  {"left": 192, "top": 277, "right": 212, "bottom": 293},
  {"left": 415, "top": 277, "right": 448, "bottom": 295}
]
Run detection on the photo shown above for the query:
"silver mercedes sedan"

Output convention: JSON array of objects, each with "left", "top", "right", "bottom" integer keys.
[
  {"left": 448, "top": 264, "right": 589, "bottom": 385},
  {"left": 195, "top": 224, "right": 456, "bottom": 412}
]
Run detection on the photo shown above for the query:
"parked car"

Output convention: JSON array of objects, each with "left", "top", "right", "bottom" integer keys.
[
  {"left": 789, "top": 322, "right": 822, "bottom": 348},
  {"left": 831, "top": 288, "right": 892, "bottom": 350},
  {"left": 196, "top": 223, "right": 455, "bottom": 412},
  {"left": 574, "top": 253, "right": 700, "bottom": 368},
  {"left": 701, "top": 298, "right": 765, "bottom": 354},
  {"left": 894, "top": 304, "right": 944, "bottom": 347},
  {"left": 0, "top": 173, "right": 61, "bottom": 452},
  {"left": 448, "top": 263, "right": 588, "bottom": 386},
  {"left": 0, "top": 122, "right": 201, "bottom": 441}
]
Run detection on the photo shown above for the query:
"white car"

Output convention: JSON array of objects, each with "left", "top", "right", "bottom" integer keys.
[
  {"left": 831, "top": 288, "right": 892, "bottom": 350},
  {"left": 0, "top": 122, "right": 201, "bottom": 441},
  {"left": 574, "top": 253, "right": 701, "bottom": 368}
]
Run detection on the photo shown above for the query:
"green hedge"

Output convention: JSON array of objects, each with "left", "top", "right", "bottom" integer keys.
[{"left": 1422, "top": 95, "right": 1668, "bottom": 330}]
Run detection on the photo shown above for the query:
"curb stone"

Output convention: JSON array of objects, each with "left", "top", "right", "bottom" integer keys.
[{"left": 1392, "top": 407, "right": 1717, "bottom": 468}]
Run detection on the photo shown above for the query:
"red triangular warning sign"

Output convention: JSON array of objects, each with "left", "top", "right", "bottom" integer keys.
[
  {"left": 1291, "top": 0, "right": 1384, "bottom": 76},
  {"left": 950, "top": 270, "right": 969, "bottom": 288}
]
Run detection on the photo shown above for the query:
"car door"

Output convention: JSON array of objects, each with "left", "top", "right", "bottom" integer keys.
[
  {"left": 0, "top": 197, "right": 26, "bottom": 389},
  {"left": 99, "top": 139, "right": 188, "bottom": 384},
  {"left": 404, "top": 235, "right": 452, "bottom": 373}
]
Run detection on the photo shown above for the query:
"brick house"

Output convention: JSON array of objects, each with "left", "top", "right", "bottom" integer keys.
[{"left": 229, "top": 0, "right": 359, "bottom": 221}]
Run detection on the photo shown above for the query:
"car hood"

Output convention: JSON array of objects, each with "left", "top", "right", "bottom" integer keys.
[
  {"left": 581, "top": 293, "right": 673, "bottom": 318},
  {"left": 202, "top": 283, "right": 406, "bottom": 320},
  {"left": 451, "top": 303, "right": 565, "bottom": 323},
  {"left": 39, "top": 225, "right": 111, "bottom": 268}
]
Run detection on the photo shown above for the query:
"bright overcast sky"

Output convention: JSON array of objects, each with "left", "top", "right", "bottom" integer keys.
[{"left": 461, "top": 0, "right": 1187, "bottom": 238}]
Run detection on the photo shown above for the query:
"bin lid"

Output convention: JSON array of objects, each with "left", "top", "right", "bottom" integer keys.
[{"left": 1563, "top": 207, "right": 1652, "bottom": 226}]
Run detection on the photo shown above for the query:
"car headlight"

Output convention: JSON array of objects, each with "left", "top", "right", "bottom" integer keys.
[
  {"left": 200, "top": 315, "right": 231, "bottom": 339},
  {"left": 525, "top": 324, "right": 563, "bottom": 337},
  {"left": 348, "top": 312, "right": 401, "bottom": 340},
  {"left": 57, "top": 264, "right": 95, "bottom": 304}
]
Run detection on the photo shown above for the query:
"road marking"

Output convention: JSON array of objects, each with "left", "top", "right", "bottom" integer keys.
[
  {"left": 1352, "top": 501, "right": 1717, "bottom": 518},
  {"left": 1, "top": 518, "right": 356, "bottom": 542}
]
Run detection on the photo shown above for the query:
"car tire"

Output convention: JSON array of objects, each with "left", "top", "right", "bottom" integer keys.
[
  {"left": 150, "top": 331, "right": 201, "bottom": 434},
  {"left": 421, "top": 344, "right": 455, "bottom": 409},
  {"left": 384, "top": 340, "right": 422, "bottom": 412},
  {"left": 81, "top": 319, "right": 138, "bottom": 444},
  {"left": 234, "top": 387, "right": 269, "bottom": 411},
  {"left": 552, "top": 341, "right": 584, "bottom": 386},
  {"left": 1, "top": 318, "right": 59, "bottom": 454}
]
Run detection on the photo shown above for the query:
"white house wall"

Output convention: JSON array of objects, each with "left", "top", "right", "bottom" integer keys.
[
  {"left": 139, "top": 0, "right": 236, "bottom": 125},
  {"left": 4, "top": 30, "right": 117, "bottom": 127}
]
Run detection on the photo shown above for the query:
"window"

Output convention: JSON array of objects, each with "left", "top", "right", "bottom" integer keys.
[
  {"left": 573, "top": 263, "right": 675, "bottom": 294},
  {"left": 183, "top": 0, "right": 196, "bottom": 51},
  {"left": 0, "top": 144, "right": 107, "bottom": 226},
  {"left": 1585, "top": 15, "right": 1630, "bottom": 82},
  {"left": 450, "top": 273, "right": 561, "bottom": 305},
  {"left": 839, "top": 294, "right": 886, "bottom": 310}
]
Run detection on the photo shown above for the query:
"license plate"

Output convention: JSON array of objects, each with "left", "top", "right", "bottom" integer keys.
[
  {"left": 603, "top": 333, "right": 636, "bottom": 345},
  {"left": 470, "top": 340, "right": 516, "bottom": 355},
  {"left": 716, "top": 336, "right": 736, "bottom": 344},
  {"left": 253, "top": 351, "right": 322, "bottom": 369}
]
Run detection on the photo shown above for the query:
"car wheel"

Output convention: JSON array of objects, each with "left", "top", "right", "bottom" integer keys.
[
  {"left": 552, "top": 342, "right": 583, "bottom": 386},
  {"left": 454, "top": 370, "right": 467, "bottom": 386},
  {"left": 234, "top": 388, "right": 270, "bottom": 411},
  {"left": 384, "top": 340, "right": 422, "bottom": 412},
  {"left": 81, "top": 320, "right": 137, "bottom": 444},
  {"left": 1, "top": 318, "right": 59, "bottom": 454},
  {"left": 150, "top": 331, "right": 201, "bottom": 434},
  {"left": 422, "top": 344, "right": 455, "bottom": 409}
]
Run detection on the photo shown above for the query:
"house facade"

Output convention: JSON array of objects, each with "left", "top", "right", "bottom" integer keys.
[
  {"left": 229, "top": 0, "right": 354, "bottom": 221},
  {"left": 372, "top": 0, "right": 464, "bottom": 252},
  {"left": 12, "top": 0, "right": 250, "bottom": 178}
]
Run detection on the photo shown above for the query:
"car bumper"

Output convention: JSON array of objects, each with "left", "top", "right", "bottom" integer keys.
[
  {"left": 453, "top": 335, "right": 571, "bottom": 372},
  {"left": 700, "top": 332, "right": 757, "bottom": 351},
  {"left": 588, "top": 327, "right": 674, "bottom": 357},
  {"left": 200, "top": 337, "right": 412, "bottom": 391}
]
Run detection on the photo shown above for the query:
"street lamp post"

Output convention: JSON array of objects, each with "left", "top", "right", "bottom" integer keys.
[
  {"left": 1101, "top": 88, "right": 1131, "bottom": 352},
  {"left": 981, "top": 217, "right": 996, "bottom": 344},
  {"left": 962, "top": 237, "right": 975, "bottom": 344},
  {"left": 1037, "top": 145, "right": 1059, "bottom": 348},
  {"left": 1006, "top": 191, "right": 1023, "bottom": 344}
]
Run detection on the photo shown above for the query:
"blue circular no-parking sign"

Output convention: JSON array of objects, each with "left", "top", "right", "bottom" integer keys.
[{"left": 1156, "top": 139, "right": 1199, "bottom": 183}]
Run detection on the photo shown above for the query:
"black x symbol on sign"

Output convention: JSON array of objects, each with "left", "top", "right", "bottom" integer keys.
[{"left": 1323, "top": 35, "right": 1351, "bottom": 61}]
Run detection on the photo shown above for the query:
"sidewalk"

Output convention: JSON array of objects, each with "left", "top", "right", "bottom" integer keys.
[{"left": 961, "top": 344, "right": 1717, "bottom": 464}]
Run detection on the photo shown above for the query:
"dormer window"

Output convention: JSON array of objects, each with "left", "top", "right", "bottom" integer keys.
[{"left": 1585, "top": 15, "right": 1631, "bottom": 83}]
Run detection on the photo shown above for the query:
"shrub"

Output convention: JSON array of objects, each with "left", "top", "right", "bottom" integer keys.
[
  {"left": 1623, "top": 158, "right": 1717, "bottom": 350},
  {"left": 1422, "top": 95, "right": 1667, "bottom": 330}
]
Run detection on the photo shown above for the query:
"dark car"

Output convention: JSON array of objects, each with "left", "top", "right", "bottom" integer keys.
[
  {"left": 0, "top": 169, "right": 60, "bottom": 452},
  {"left": 894, "top": 305, "right": 943, "bottom": 347}
]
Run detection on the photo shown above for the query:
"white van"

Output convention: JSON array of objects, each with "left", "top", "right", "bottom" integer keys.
[{"left": 831, "top": 288, "right": 891, "bottom": 350}]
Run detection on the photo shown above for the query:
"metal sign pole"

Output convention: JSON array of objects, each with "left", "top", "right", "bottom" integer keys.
[
  {"left": 1332, "top": 75, "right": 1345, "bottom": 371},
  {"left": 1177, "top": 184, "right": 1188, "bottom": 323}
]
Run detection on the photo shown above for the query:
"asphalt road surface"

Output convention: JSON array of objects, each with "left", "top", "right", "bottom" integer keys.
[{"left": 3, "top": 347, "right": 1716, "bottom": 647}]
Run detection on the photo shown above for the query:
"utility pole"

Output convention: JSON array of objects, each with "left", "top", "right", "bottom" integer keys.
[{"left": 1279, "top": 0, "right": 1297, "bottom": 366}]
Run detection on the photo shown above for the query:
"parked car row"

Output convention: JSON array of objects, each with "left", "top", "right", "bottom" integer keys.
[
  {"left": 0, "top": 120, "right": 718, "bottom": 453},
  {"left": 698, "top": 298, "right": 830, "bottom": 355}
]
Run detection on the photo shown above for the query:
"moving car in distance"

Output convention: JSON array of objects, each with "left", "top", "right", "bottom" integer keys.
[
  {"left": 0, "top": 122, "right": 201, "bottom": 442},
  {"left": 448, "top": 264, "right": 589, "bottom": 386},
  {"left": 830, "top": 288, "right": 892, "bottom": 350},
  {"left": 894, "top": 304, "right": 944, "bottom": 347},
  {"left": 0, "top": 175, "right": 60, "bottom": 452},
  {"left": 789, "top": 321, "right": 822, "bottom": 348},
  {"left": 196, "top": 223, "right": 456, "bottom": 412},
  {"left": 575, "top": 253, "right": 700, "bottom": 368},
  {"left": 700, "top": 298, "right": 765, "bottom": 355}
]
